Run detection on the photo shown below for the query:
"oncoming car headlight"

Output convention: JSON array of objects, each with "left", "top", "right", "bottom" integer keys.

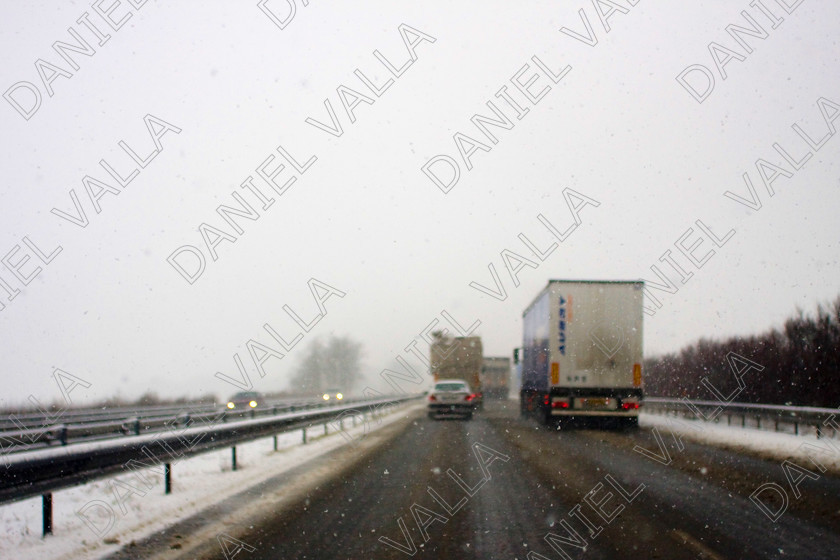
[
  {"left": 322, "top": 394, "right": 329, "bottom": 400},
  {"left": 249, "top": 400, "right": 258, "bottom": 408},
  {"left": 336, "top": 393, "right": 343, "bottom": 400},
  {"left": 226, "top": 402, "right": 235, "bottom": 409}
]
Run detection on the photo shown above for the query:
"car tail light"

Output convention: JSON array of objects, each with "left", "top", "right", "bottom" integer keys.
[
  {"left": 621, "top": 402, "right": 640, "bottom": 410},
  {"left": 551, "top": 400, "right": 569, "bottom": 409},
  {"left": 543, "top": 395, "right": 550, "bottom": 406},
  {"left": 465, "top": 394, "right": 476, "bottom": 402},
  {"left": 428, "top": 395, "right": 437, "bottom": 402}
]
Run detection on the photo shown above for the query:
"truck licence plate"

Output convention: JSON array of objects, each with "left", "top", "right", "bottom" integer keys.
[{"left": 579, "top": 398, "right": 613, "bottom": 409}]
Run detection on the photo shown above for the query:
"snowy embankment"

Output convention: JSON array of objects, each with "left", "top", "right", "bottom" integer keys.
[
  {"left": 640, "top": 412, "right": 840, "bottom": 474},
  {"left": 0, "top": 402, "right": 423, "bottom": 560}
]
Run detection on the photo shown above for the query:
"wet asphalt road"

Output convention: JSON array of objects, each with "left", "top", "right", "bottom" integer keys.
[{"left": 197, "top": 401, "right": 840, "bottom": 560}]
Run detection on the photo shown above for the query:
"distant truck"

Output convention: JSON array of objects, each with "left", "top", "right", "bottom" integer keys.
[
  {"left": 513, "top": 348, "right": 523, "bottom": 395},
  {"left": 520, "top": 280, "right": 644, "bottom": 426},
  {"left": 430, "top": 335, "right": 483, "bottom": 409},
  {"left": 481, "top": 357, "right": 511, "bottom": 399}
]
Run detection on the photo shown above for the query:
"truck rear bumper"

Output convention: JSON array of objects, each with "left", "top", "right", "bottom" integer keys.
[{"left": 550, "top": 409, "right": 640, "bottom": 417}]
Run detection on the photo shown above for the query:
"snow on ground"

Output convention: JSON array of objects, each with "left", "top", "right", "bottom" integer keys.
[
  {"left": 4, "top": 402, "right": 835, "bottom": 559},
  {"left": 640, "top": 411, "right": 840, "bottom": 474},
  {"left": 0, "top": 403, "right": 423, "bottom": 560}
]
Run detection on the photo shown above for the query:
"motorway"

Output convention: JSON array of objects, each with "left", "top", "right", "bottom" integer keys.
[{"left": 113, "top": 401, "right": 840, "bottom": 560}]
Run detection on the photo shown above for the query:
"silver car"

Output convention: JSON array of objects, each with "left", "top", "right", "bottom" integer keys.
[{"left": 427, "top": 379, "right": 477, "bottom": 420}]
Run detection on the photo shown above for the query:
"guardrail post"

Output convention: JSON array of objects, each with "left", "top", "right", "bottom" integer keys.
[
  {"left": 324, "top": 423, "right": 328, "bottom": 435},
  {"left": 302, "top": 427, "right": 307, "bottom": 444},
  {"left": 42, "top": 493, "right": 52, "bottom": 536},
  {"left": 756, "top": 416, "right": 761, "bottom": 429},
  {"left": 816, "top": 425, "right": 822, "bottom": 440},
  {"left": 58, "top": 425, "right": 68, "bottom": 446},
  {"left": 165, "top": 463, "right": 172, "bottom": 494},
  {"left": 741, "top": 414, "right": 746, "bottom": 428},
  {"left": 273, "top": 435, "right": 278, "bottom": 451},
  {"left": 231, "top": 447, "right": 237, "bottom": 471},
  {"left": 794, "top": 421, "right": 799, "bottom": 435},
  {"left": 133, "top": 417, "right": 141, "bottom": 435}
]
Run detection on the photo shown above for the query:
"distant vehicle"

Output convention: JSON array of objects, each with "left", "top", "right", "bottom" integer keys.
[
  {"left": 321, "top": 388, "right": 344, "bottom": 401},
  {"left": 226, "top": 391, "right": 264, "bottom": 410},
  {"left": 521, "top": 280, "right": 644, "bottom": 427},
  {"left": 427, "top": 379, "right": 478, "bottom": 420},
  {"left": 481, "top": 356, "right": 511, "bottom": 399},
  {"left": 430, "top": 335, "right": 484, "bottom": 410},
  {"left": 513, "top": 347, "right": 523, "bottom": 396}
]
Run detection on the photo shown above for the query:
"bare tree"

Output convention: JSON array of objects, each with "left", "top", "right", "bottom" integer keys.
[
  {"left": 645, "top": 295, "right": 840, "bottom": 407},
  {"left": 289, "top": 335, "right": 363, "bottom": 394}
]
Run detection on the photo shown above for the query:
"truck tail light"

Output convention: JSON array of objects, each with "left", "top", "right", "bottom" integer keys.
[
  {"left": 465, "top": 393, "right": 476, "bottom": 402},
  {"left": 428, "top": 395, "right": 437, "bottom": 402},
  {"left": 621, "top": 402, "right": 639, "bottom": 410},
  {"left": 543, "top": 395, "right": 550, "bottom": 406},
  {"left": 551, "top": 400, "right": 569, "bottom": 409}
]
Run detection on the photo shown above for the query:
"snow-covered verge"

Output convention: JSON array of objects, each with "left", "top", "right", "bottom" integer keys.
[
  {"left": 0, "top": 403, "right": 423, "bottom": 560},
  {"left": 640, "top": 412, "right": 840, "bottom": 474}
]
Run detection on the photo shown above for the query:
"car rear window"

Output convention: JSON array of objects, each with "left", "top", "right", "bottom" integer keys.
[{"left": 435, "top": 383, "right": 467, "bottom": 392}]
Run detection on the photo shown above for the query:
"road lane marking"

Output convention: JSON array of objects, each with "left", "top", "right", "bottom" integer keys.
[{"left": 671, "top": 529, "right": 726, "bottom": 560}]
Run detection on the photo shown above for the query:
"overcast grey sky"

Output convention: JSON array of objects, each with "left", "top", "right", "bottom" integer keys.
[{"left": 1, "top": 0, "right": 838, "bottom": 406}]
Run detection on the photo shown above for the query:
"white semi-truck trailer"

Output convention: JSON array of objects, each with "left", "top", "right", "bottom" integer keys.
[{"left": 520, "top": 280, "right": 644, "bottom": 426}]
